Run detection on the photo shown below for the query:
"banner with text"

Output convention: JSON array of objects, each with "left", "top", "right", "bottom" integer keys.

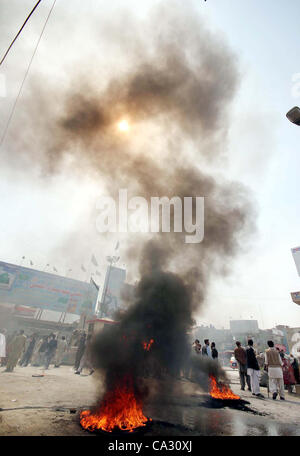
[{"left": 0, "top": 261, "right": 98, "bottom": 315}]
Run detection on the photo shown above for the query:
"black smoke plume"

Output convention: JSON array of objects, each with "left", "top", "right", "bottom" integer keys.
[{"left": 4, "top": 2, "right": 255, "bottom": 403}]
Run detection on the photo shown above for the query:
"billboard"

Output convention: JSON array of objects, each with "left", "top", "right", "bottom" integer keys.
[
  {"left": 0, "top": 261, "right": 98, "bottom": 316},
  {"left": 100, "top": 266, "right": 126, "bottom": 318},
  {"left": 291, "top": 291, "right": 300, "bottom": 306},
  {"left": 291, "top": 246, "right": 300, "bottom": 277}
]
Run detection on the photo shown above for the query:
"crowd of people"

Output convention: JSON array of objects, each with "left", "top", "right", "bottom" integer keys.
[
  {"left": 190, "top": 337, "right": 300, "bottom": 401},
  {"left": 192, "top": 339, "right": 219, "bottom": 359},
  {"left": 234, "top": 339, "right": 300, "bottom": 400},
  {"left": 1, "top": 327, "right": 299, "bottom": 402},
  {"left": 0, "top": 328, "right": 94, "bottom": 375}
]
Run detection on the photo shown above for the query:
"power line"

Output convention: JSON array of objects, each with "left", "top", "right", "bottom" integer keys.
[
  {"left": 0, "top": 0, "right": 43, "bottom": 67},
  {"left": 0, "top": 0, "right": 57, "bottom": 148}
]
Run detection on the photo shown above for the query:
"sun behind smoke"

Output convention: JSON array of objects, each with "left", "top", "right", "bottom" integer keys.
[{"left": 117, "top": 119, "right": 130, "bottom": 132}]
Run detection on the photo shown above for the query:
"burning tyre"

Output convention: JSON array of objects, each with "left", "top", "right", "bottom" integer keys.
[{"left": 80, "top": 374, "right": 151, "bottom": 434}]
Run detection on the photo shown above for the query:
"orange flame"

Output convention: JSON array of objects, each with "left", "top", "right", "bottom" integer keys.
[
  {"left": 143, "top": 339, "right": 154, "bottom": 351},
  {"left": 80, "top": 376, "right": 150, "bottom": 433},
  {"left": 209, "top": 375, "right": 240, "bottom": 400}
]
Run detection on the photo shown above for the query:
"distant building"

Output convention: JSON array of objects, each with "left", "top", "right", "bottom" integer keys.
[
  {"left": 191, "top": 325, "right": 233, "bottom": 351},
  {"left": 230, "top": 320, "right": 259, "bottom": 335}
]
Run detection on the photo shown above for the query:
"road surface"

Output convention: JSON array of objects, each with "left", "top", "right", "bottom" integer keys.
[{"left": 0, "top": 365, "right": 300, "bottom": 436}]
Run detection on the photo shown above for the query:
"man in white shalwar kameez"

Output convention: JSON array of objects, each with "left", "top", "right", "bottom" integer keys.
[
  {"left": 54, "top": 335, "right": 68, "bottom": 367},
  {"left": 0, "top": 329, "right": 7, "bottom": 364},
  {"left": 264, "top": 340, "right": 284, "bottom": 401}
]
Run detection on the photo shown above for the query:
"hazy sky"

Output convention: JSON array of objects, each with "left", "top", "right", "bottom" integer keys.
[{"left": 0, "top": 0, "right": 300, "bottom": 329}]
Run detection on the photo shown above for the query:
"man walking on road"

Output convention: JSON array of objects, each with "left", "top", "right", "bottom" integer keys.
[
  {"left": 246, "top": 339, "right": 264, "bottom": 398},
  {"left": 44, "top": 334, "right": 58, "bottom": 370},
  {"left": 54, "top": 335, "right": 68, "bottom": 367},
  {"left": 5, "top": 330, "right": 27, "bottom": 372},
  {"left": 31, "top": 335, "right": 47, "bottom": 366},
  {"left": 20, "top": 334, "right": 37, "bottom": 367},
  {"left": 234, "top": 341, "right": 251, "bottom": 391},
  {"left": 264, "top": 340, "right": 285, "bottom": 400},
  {"left": 75, "top": 334, "right": 94, "bottom": 375},
  {"left": 74, "top": 331, "right": 86, "bottom": 372}
]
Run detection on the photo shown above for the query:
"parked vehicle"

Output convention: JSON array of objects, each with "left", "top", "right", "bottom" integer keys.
[{"left": 230, "top": 355, "right": 238, "bottom": 369}]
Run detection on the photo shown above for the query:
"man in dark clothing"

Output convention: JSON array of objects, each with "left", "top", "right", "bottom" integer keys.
[
  {"left": 75, "top": 334, "right": 94, "bottom": 375},
  {"left": 234, "top": 341, "right": 251, "bottom": 391},
  {"left": 31, "top": 335, "right": 47, "bottom": 366},
  {"left": 74, "top": 331, "right": 86, "bottom": 372},
  {"left": 20, "top": 334, "right": 36, "bottom": 367},
  {"left": 44, "top": 334, "right": 58, "bottom": 370},
  {"left": 246, "top": 339, "right": 264, "bottom": 398},
  {"left": 211, "top": 342, "right": 218, "bottom": 359}
]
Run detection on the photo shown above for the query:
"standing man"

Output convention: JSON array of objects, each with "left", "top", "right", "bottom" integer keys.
[
  {"left": 20, "top": 334, "right": 37, "bottom": 367},
  {"left": 44, "top": 334, "right": 58, "bottom": 370},
  {"left": 74, "top": 331, "right": 86, "bottom": 372},
  {"left": 246, "top": 339, "right": 264, "bottom": 398},
  {"left": 75, "top": 334, "right": 94, "bottom": 375},
  {"left": 264, "top": 340, "right": 284, "bottom": 400},
  {"left": 211, "top": 342, "right": 218, "bottom": 359},
  {"left": 31, "top": 335, "right": 47, "bottom": 366},
  {"left": 0, "top": 329, "right": 6, "bottom": 366},
  {"left": 5, "top": 330, "right": 27, "bottom": 372},
  {"left": 202, "top": 339, "right": 212, "bottom": 358},
  {"left": 189, "top": 340, "right": 201, "bottom": 381},
  {"left": 193, "top": 339, "right": 202, "bottom": 354},
  {"left": 54, "top": 335, "right": 68, "bottom": 367},
  {"left": 234, "top": 341, "right": 251, "bottom": 391}
]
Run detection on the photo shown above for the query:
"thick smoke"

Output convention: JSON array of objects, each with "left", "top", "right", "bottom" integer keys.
[{"left": 4, "top": 2, "right": 255, "bottom": 402}]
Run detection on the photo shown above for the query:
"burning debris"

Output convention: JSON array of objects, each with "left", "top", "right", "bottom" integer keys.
[
  {"left": 209, "top": 375, "right": 240, "bottom": 401},
  {"left": 206, "top": 375, "right": 264, "bottom": 415},
  {"left": 80, "top": 375, "right": 151, "bottom": 433},
  {"left": 82, "top": 268, "right": 195, "bottom": 433}
]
